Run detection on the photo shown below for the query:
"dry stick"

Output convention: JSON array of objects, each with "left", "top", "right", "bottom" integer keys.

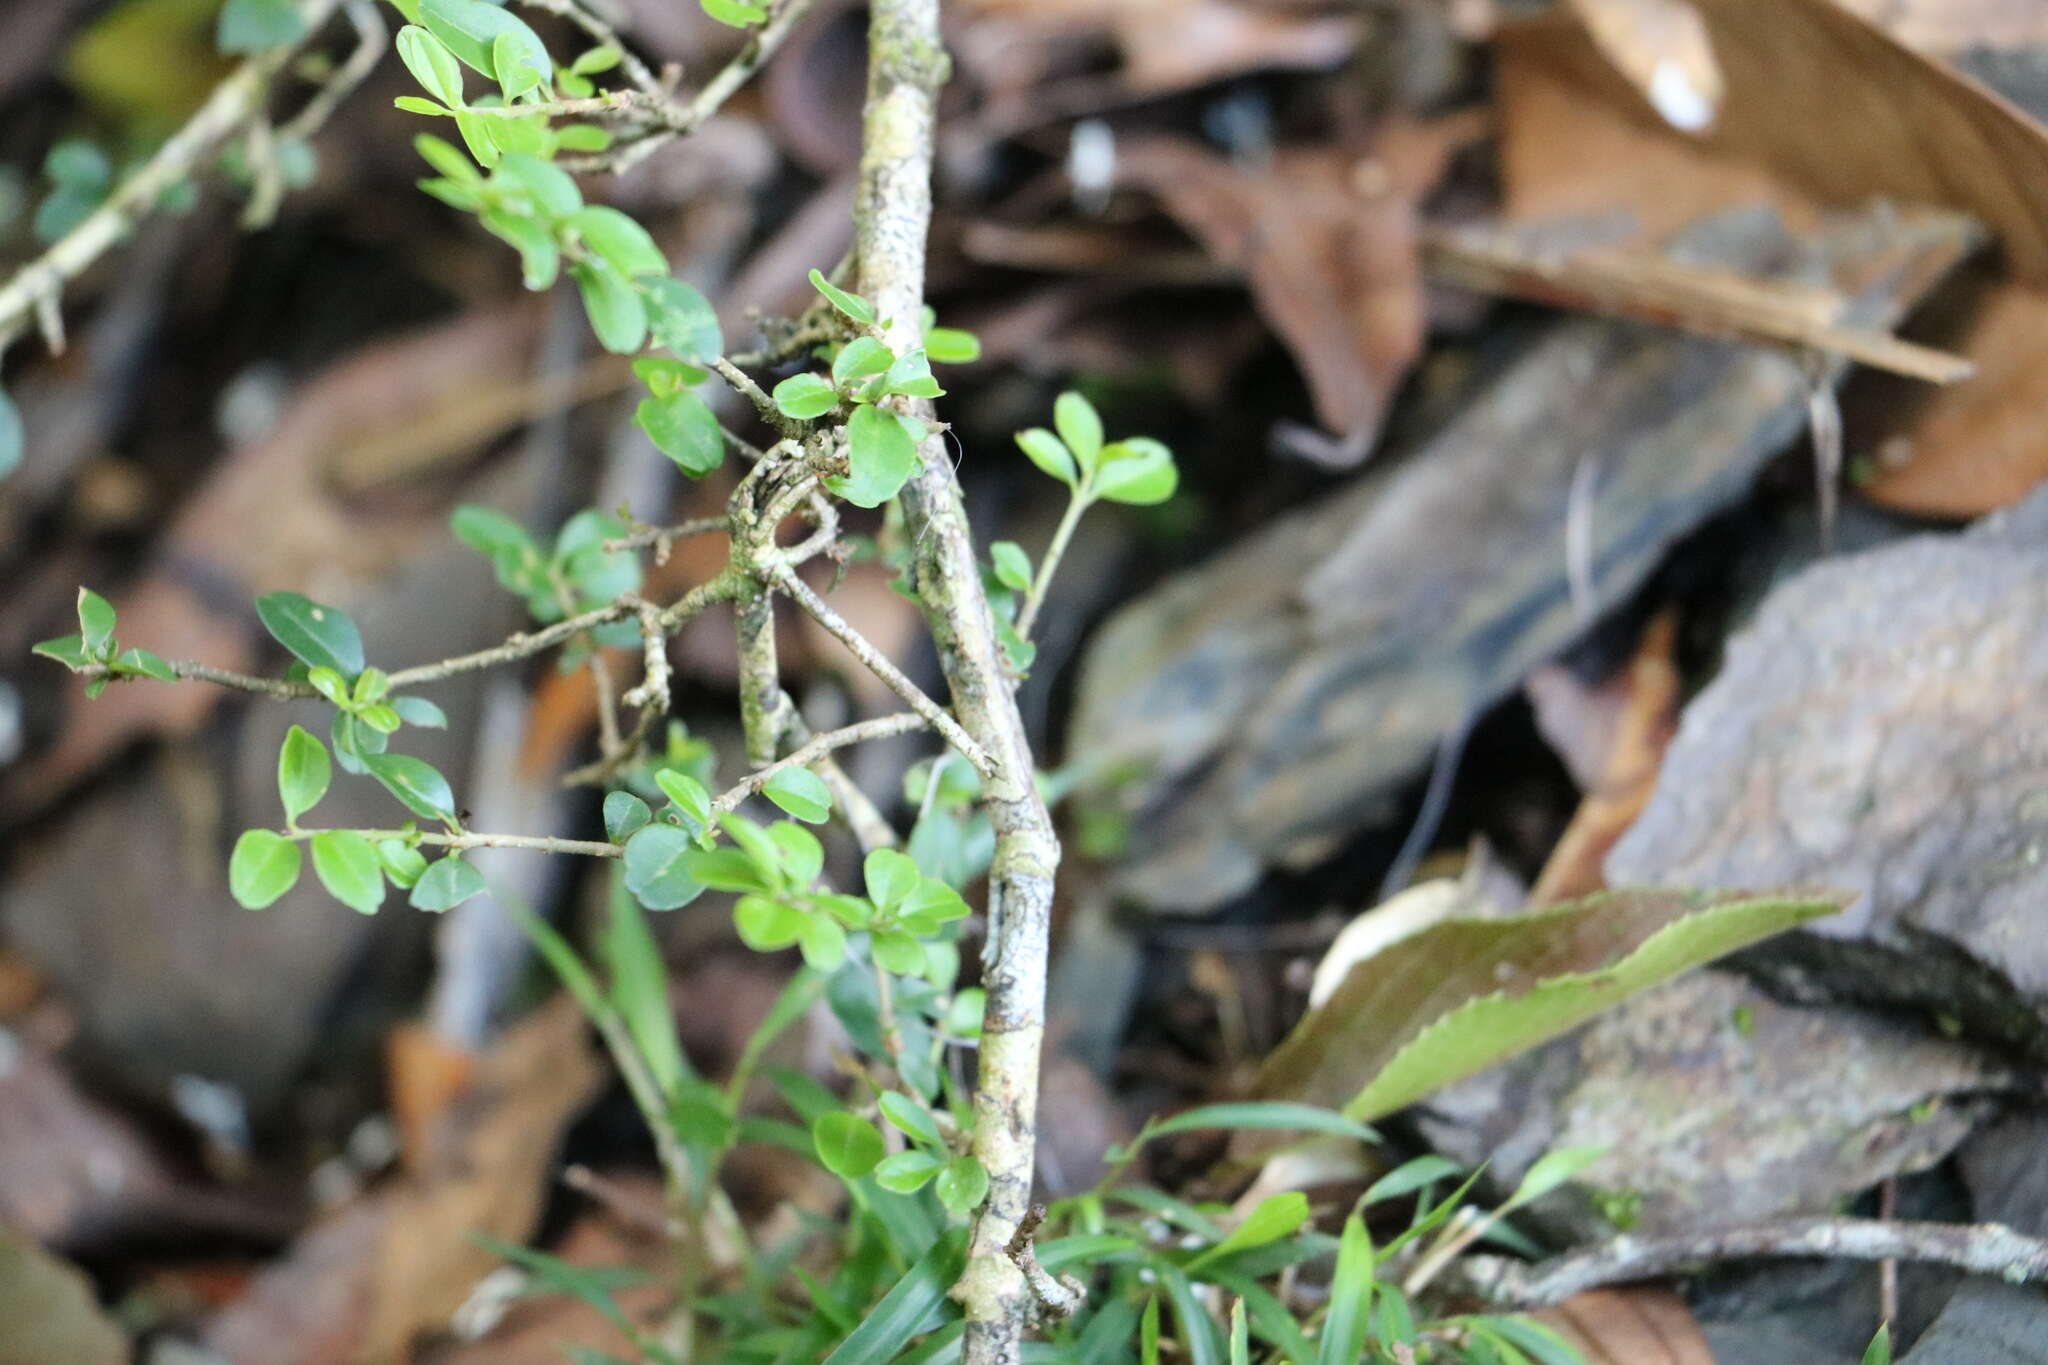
[
  {"left": 0, "top": 0, "right": 346, "bottom": 351},
  {"left": 854, "top": 2, "right": 1061, "bottom": 1358},
  {"left": 770, "top": 567, "right": 998, "bottom": 779},
  {"left": 515, "top": 0, "right": 665, "bottom": 98},
  {"left": 283, "top": 828, "right": 621, "bottom": 857},
  {"left": 1453, "top": 1217, "right": 2048, "bottom": 1310}
]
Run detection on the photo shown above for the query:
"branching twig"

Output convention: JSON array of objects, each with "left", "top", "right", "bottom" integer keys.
[
  {"left": 284, "top": 828, "right": 622, "bottom": 858},
  {"left": 710, "top": 712, "right": 929, "bottom": 814},
  {"left": 1450, "top": 1217, "right": 2048, "bottom": 1309},
  {"left": 515, "top": 0, "right": 665, "bottom": 97},
  {"left": 1005, "top": 1205, "right": 1086, "bottom": 1320}
]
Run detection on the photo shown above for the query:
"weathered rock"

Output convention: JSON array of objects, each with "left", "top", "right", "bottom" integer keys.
[
  {"left": 1607, "top": 481, "right": 2048, "bottom": 1058},
  {"left": 1900, "top": 1111, "right": 2048, "bottom": 1365},
  {"left": 1070, "top": 203, "right": 1978, "bottom": 912},
  {"left": 1413, "top": 970, "right": 2012, "bottom": 1240}
]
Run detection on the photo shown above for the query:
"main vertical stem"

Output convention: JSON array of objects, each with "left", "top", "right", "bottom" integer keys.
[{"left": 854, "top": 2, "right": 1058, "bottom": 1359}]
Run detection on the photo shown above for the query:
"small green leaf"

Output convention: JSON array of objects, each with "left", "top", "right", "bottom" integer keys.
[
  {"left": 365, "top": 752, "right": 457, "bottom": 822},
  {"left": 945, "top": 988, "right": 985, "bottom": 1037},
  {"left": 809, "top": 268, "right": 875, "bottom": 325},
  {"left": 641, "top": 276, "right": 723, "bottom": 361},
  {"left": 636, "top": 390, "right": 724, "bottom": 476},
  {"left": 990, "top": 541, "right": 1032, "bottom": 594},
  {"left": 569, "top": 206, "right": 667, "bottom": 278},
  {"left": 117, "top": 648, "right": 177, "bottom": 681},
  {"left": 396, "top": 25, "right": 465, "bottom": 106},
  {"left": 831, "top": 404, "right": 921, "bottom": 508},
  {"left": 1862, "top": 1323, "right": 1892, "bottom": 1365},
  {"left": 1053, "top": 392, "right": 1103, "bottom": 475},
  {"left": 76, "top": 588, "right": 116, "bottom": 654},
  {"left": 863, "top": 849, "right": 920, "bottom": 913},
  {"left": 1187, "top": 1192, "right": 1308, "bottom": 1271},
  {"left": 772, "top": 372, "right": 838, "bottom": 421},
  {"left": 762, "top": 767, "right": 833, "bottom": 823},
  {"left": 604, "top": 790, "right": 652, "bottom": 843},
  {"left": 413, "top": 133, "right": 477, "bottom": 182},
  {"left": 229, "top": 830, "right": 301, "bottom": 909},
  {"left": 871, "top": 932, "right": 927, "bottom": 976},
  {"left": 378, "top": 840, "right": 428, "bottom": 889},
  {"left": 397, "top": 95, "right": 455, "bottom": 117},
  {"left": 623, "top": 824, "right": 703, "bottom": 910},
  {"left": 798, "top": 914, "right": 847, "bottom": 972},
  {"left": 32, "top": 634, "right": 89, "bottom": 668},
  {"left": 1317, "top": 1212, "right": 1373, "bottom": 1365},
  {"left": 832, "top": 336, "right": 894, "bottom": 387},
  {"left": 812, "top": 1111, "right": 885, "bottom": 1179},
  {"left": 572, "top": 259, "right": 648, "bottom": 354},
  {"left": 819, "top": 1231, "right": 968, "bottom": 1365},
  {"left": 255, "top": 592, "right": 364, "bottom": 677},
  {"left": 1140, "top": 1101, "right": 1378, "bottom": 1148},
  {"left": 883, "top": 349, "right": 943, "bottom": 399},
  {"left": 570, "top": 44, "right": 622, "bottom": 75},
  {"left": 700, "top": 0, "right": 769, "bottom": 27},
  {"left": 217, "top": 0, "right": 306, "bottom": 53},
  {"left": 1015, "top": 428, "right": 1076, "bottom": 487},
  {"left": 1141, "top": 1296, "right": 1162, "bottom": 1365},
  {"left": 924, "top": 326, "right": 981, "bottom": 364},
  {"left": 310, "top": 830, "right": 385, "bottom": 914},
  {"left": 654, "top": 769, "right": 712, "bottom": 829},
  {"left": 1487, "top": 1317, "right": 1590, "bottom": 1365},
  {"left": 393, "top": 696, "right": 448, "bottom": 728},
  {"left": 278, "top": 725, "right": 331, "bottom": 825},
  {"left": 422, "top": 0, "right": 547, "bottom": 80},
  {"left": 1505, "top": 1146, "right": 1606, "bottom": 1213},
  {"left": 768, "top": 822, "right": 823, "bottom": 887},
  {"left": 411, "top": 853, "right": 488, "bottom": 911},
  {"left": 874, "top": 1149, "right": 944, "bottom": 1193},
  {"left": 1364, "top": 1155, "right": 1463, "bottom": 1204},
  {"left": 878, "top": 1090, "right": 941, "bottom": 1145},
  {"left": 691, "top": 849, "right": 774, "bottom": 894},
  {"left": 492, "top": 29, "right": 545, "bottom": 99},
  {"left": 734, "top": 895, "right": 807, "bottom": 952},
  {"left": 935, "top": 1155, "right": 989, "bottom": 1214},
  {"left": 1093, "top": 437, "right": 1179, "bottom": 506}
]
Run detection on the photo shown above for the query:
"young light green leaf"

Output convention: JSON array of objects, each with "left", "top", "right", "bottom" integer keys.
[
  {"left": 277, "top": 725, "right": 330, "bottom": 825},
  {"left": 489, "top": 152, "right": 580, "bottom": 218},
  {"left": 832, "top": 403, "right": 921, "bottom": 508},
  {"left": 636, "top": 389, "right": 724, "bottom": 476},
  {"left": 700, "top": 0, "right": 769, "bottom": 28},
  {"left": 812, "top": 1111, "right": 885, "bottom": 1179},
  {"left": 378, "top": 840, "right": 428, "bottom": 889},
  {"left": 569, "top": 205, "right": 666, "bottom": 278},
  {"left": 768, "top": 821, "right": 823, "bottom": 887},
  {"left": 117, "top": 648, "right": 177, "bottom": 681},
  {"left": 571, "top": 259, "right": 647, "bottom": 354},
  {"left": 396, "top": 25, "right": 465, "bottom": 106},
  {"left": 864, "top": 848, "right": 920, "bottom": 913},
  {"left": 413, "top": 133, "right": 477, "bottom": 182},
  {"left": 873, "top": 1149, "right": 945, "bottom": 1194},
  {"left": 762, "top": 767, "right": 833, "bottom": 824},
  {"left": 623, "top": 824, "right": 704, "bottom": 910},
  {"left": 1186, "top": 1192, "right": 1309, "bottom": 1271},
  {"left": 570, "top": 44, "right": 622, "bottom": 75},
  {"left": 924, "top": 325, "right": 980, "bottom": 364},
  {"left": 935, "top": 1155, "right": 990, "bottom": 1215},
  {"left": 422, "top": 0, "right": 545, "bottom": 80},
  {"left": 601, "top": 874, "right": 686, "bottom": 1094},
  {"left": 772, "top": 372, "right": 837, "bottom": 421},
  {"left": 878, "top": 1090, "right": 941, "bottom": 1145},
  {"left": 733, "top": 894, "right": 807, "bottom": 953},
  {"left": 364, "top": 752, "right": 457, "bottom": 822},
  {"left": 990, "top": 541, "right": 1032, "bottom": 594},
  {"left": 883, "top": 349, "right": 943, "bottom": 398},
  {"left": 256, "top": 591, "right": 364, "bottom": 677},
  {"left": 1141, "top": 1295, "right": 1162, "bottom": 1365},
  {"left": 809, "top": 267, "right": 875, "bottom": 325},
  {"left": 1227, "top": 1301, "right": 1249, "bottom": 1365},
  {"left": 1015, "top": 427, "right": 1076, "bottom": 487},
  {"left": 871, "top": 931, "right": 928, "bottom": 976},
  {"left": 393, "top": 696, "right": 448, "bottom": 728},
  {"left": 229, "top": 830, "right": 301, "bottom": 909},
  {"left": 641, "top": 276, "right": 723, "bottom": 361},
  {"left": 1504, "top": 1146, "right": 1607, "bottom": 1213},
  {"left": 410, "top": 853, "right": 487, "bottom": 911},
  {"left": 1093, "top": 437, "right": 1179, "bottom": 506},
  {"left": 654, "top": 768, "right": 712, "bottom": 829},
  {"left": 76, "top": 588, "right": 116, "bottom": 654},
  {"left": 1053, "top": 391, "right": 1103, "bottom": 475},
  {"left": 1862, "top": 1323, "right": 1892, "bottom": 1365},
  {"left": 1253, "top": 888, "right": 1850, "bottom": 1126},
  {"left": 798, "top": 914, "right": 846, "bottom": 972},
  {"left": 310, "top": 830, "right": 385, "bottom": 914},
  {"left": 833, "top": 336, "right": 894, "bottom": 387},
  {"left": 32, "top": 634, "right": 89, "bottom": 669},
  {"left": 1317, "top": 1210, "right": 1374, "bottom": 1365},
  {"left": 492, "top": 29, "right": 545, "bottom": 99},
  {"left": 604, "top": 790, "right": 652, "bottom": 843}
]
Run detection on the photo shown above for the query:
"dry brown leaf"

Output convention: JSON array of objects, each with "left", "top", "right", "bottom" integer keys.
[
  {"left": 1111, "top": 0, "right": 1361, "bottom": 94},
  {"left": 1564, "top": 0, "right": 1724, "bottom": 132},
  {"left": 1534, "top": 1287, "right": 1717, "bottom": 1364},
  {"left": 1833, "top": 0, "right": 2048, "bottom": 53}
]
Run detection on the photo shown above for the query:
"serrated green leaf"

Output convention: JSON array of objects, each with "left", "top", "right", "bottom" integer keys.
[
  {"left": 809, "top": 267, "right": 875, "bottom": 325},
  {"left": 641, "top": 276, "right": 722, "bottom": 361},
  {"left": 76, "top": 588, "right": 116, "bottom": 654},
  {"left": 229, "top": 830, "right": 301, "bottom": 909},
  {"left": 1254, "top": 887, "right": 1849, "bottom": 1125},
  {"left": 762, "top": 767, "right": 833, "bottom": 823},
  {"left": 636, "top": 389, "right": 724, "bottom": 476},
  {"left": 1093, "top": 436, "right": 1178, "bottom": 506},
  {"left": 256, "top": 592, "right": 364, "bottom": 677},
  {"left": 812, "top": 1111, "right": 885, "bottom": 1179},
  {"left": 1015, "top": 427, "right": 1076, "bottom": 487},
  {"left": 396, "top": 25, "right": 465, "bottom": 106},
  {"left": 772, "top": 372, "right": 837, "bottom": 421},
  {"left": 1053, "top": 391, "right": 1103, "bottom": 475},
  {"left": 410, "top": 853, "right": 487, "bottom": 911},
  {"left": 310, "top": 830, "right": 385, "bottom": 914},
  {"left": 278, "top": 725, "right": 330, "bottom": 824},
  {"left": 572, "top": 259, "right": 647, "bottom": 354},
  {"left": 604, "top": 790, "right": 652, "bottom": 843},
  {"left": 831, "top": 403, "right": 921, "bottom": 508},
  {"left": 622, "top": 824, "right": 703, "bottom": 910},
  {"left": 365, "top": 752, "right": 457, "bottom": 822}
]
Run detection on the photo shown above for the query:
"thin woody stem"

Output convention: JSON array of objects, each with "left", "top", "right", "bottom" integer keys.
[
  {"left": 514, "top": 0, "right": 665, "bottom": 97},
  {"left": 283, "top": 828, "right": 621, "bottom": 857},
  {"left": 709, "top": 712, "right": 929, "bottom": 814},
  {"left": 1014, "top": 493, "right": 1085, "bottom": 641}
]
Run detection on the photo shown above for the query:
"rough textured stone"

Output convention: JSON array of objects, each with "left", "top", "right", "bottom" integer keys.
[{"left": 1607, "top": 481, "right": 2048, "bottom": 1058}]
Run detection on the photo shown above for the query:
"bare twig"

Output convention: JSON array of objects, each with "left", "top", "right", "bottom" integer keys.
[
  {"left": 1005, "top": 1206, "right": 1086, "bottom": 1320},
  {"left": 599, "top": 0, "right": 816, "bottom": 174},
  {"left": 284, "top": 828, "right": 622, "bottom": 858},
  {"left": 1451, "top": 1217, "right": 2048, "bottom": 1309},
  {"left": 515, "top": 0, "right": 664, "bottom": 97},
  {"left": 710, "top": 712, "right": 929, "bottom": 814}
]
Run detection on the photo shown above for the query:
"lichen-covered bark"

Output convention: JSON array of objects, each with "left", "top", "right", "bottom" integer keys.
[{"left": 854, "top": 2, "right": 1059, "bottom": 1359}]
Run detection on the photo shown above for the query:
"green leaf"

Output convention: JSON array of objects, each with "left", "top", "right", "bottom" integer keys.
[
  {"left": 812, "top": 1111, "right": 885, "bottom": 1179},
  {"left": 1053, "top": 392, "right": 1104, "bottom": 475},
  {"left": 310, "top": 830, "right": 385, "bottom": 914},
  {"left": 256, "top": 592, "right": 364, "bottom": 677},
  {"left": 883, "top": 349, "right": 943, "bottom": 399},
  {"left": 473, "top": 1233, "right": 648, "bottom": 1340},
  {"left": 733, "top": 894, "right": 808, "bottom": 952},
  {"left": 1862, "top": 1323, "right": 1892, "bottom": 1365},
  {"left": 832, "top": 404, "right": 921, "bottom": 508},
  {"left": 874, "top": 1149, "right": 944, "bottom": 1193},
  {"left": 700, "top": 0, "right": 769, "bottom": 27},
  {"left": 1487, "top": 1317, "right": 1590, "bottom": 1365},
  {"left": 365, "top": 752, "right": 458, "bottom": 822},
  {"left": 654, "top": 769, "right": 712, "bottom": 830},
  {"left": 396, "top": 25, "right": 465, "bottom": 107},
  {"left": 1157, "top": 1264, "right": 1224, "bottom": 1365},
  {"left": 117, "top": 648, "right": 176, "bottom": 681},
  {"left": 1093, "top": 437, "right": 1179, "bottom": 506},
  {"left": 378, "top": 840, "right": 428, "bottom": 889},
  {"left": 1015, "top": 428, "right": 1076, "bottom": 487},
  {"left": 871, "top": 932, "right": 927, "bottom": 976},
  {"left": 819, "top": 1230, "right": 968, "bottom": 1365},
  {"left": 863, "top": 849, "right": 920, "bottom": 913},
  {"left": 1504, "top": 1146, "right": 1606, "bottom": 1213},
  {"left": 689, "top": 848, "right": 773, "bottom": 895},
  {"left": 396, "top": 95, "right": 454, "bottom": 118},
  {"left": 762, "top": 767, "right": 833, "bottom": 824},
  {"left": 572, "top": 259, "right": 647, "bottom": 354},
  {"left": 602, "top": 874, "right": 686, "bottom": 1094},
  {"left": 1228, "top": 1301, "right": 1249, "bottom": 1365},
  {"left": 229, "top": 830, "right": 301, "bottom": 909},
  {"left": 1316, "top": 1211, "right": 1373, "bottom": 1365},
  {"left": 935, "top": 1156, "right": 989, "bottom": 1215},
  {"left": 218, "top": 0, "right": 305, "bottom": 54},
  {"left": 0, "top": 384, "right": 21, "bottom": 479},
  {"left": 1117, "top": 1102, "right": 1378, "bottom": 1160},
  {"left": 393, "top": 696, "right": 448, "bottom": 728},
  {"left": 833, "top": 336, "right": 895, "bottom": 387},
  {"left": 32, "top": 634, "right": 89, "bottom": 669},
  {"left": 570, "top": 44, "right": 622, "bottom": 75},
  {"left": 604, "top": 790, "right": 652, "bottom": 843},
  {"left": 277, "top": 725, "right": 331, "bottom": 824},
  {"left": 878, "top": 1090, "right": 941, "bottom": 1145},
  {"left": 1364, "top": 1154, "right": 1463, "bottom": 1204},
  {"left": 422, "top": 0, "right": 547, "bottom": 81},
  {"left": 809, "top": 268, "right": 875, "bottom": 325},
  {"left": 492, "top": 29, "right": 545, "bottom": 99},
  {"left": 641, "top": 276, "right": 723, "bottom": 361},
  {"left": 413, "top": 133, "right": 478, "bottom": 182},
  {"left": 1186, "top": 1192, "right": 1309, "bottom": 1271},
  {"left": 46, "top": 141, "right": 109, "bottom": 192},
  {"left": 636, "top": 390, "right": 724, "bottom": 476},
  {"left": 410, "top": 854, "right": 487, "bottom": 911},
  {"left": 990, "top": 541, "right": 1032, "bottom": 594},
  {"left": 798, "top": 914, "right": 846, "bottom": 972},
  {"left": 490, "top": 152, "right": 581, "bottom": 217},
  {"left": 1141, "top": 1295, "right": 1162, "bottom": 1365},
  {"left": 924, "top": 326, "right": 980, "bottom": 364},
  {"left": 569, "top": 206, "right": 667, "bottom": 278},
  {"left": 622, "top": 825, "right": 703, "bottom": 910},
  {"left": 76, "top": 588, "right": 116, "bottom": 654},
  {"left": 768, "top": 822, "right": 824, "bottom": 888},
  {"left": 772, "top": 372, "right": 838, "bottom": 421},
  {"left": 1253, "top": 887, "right": 1849, "bottom": 1125}
]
